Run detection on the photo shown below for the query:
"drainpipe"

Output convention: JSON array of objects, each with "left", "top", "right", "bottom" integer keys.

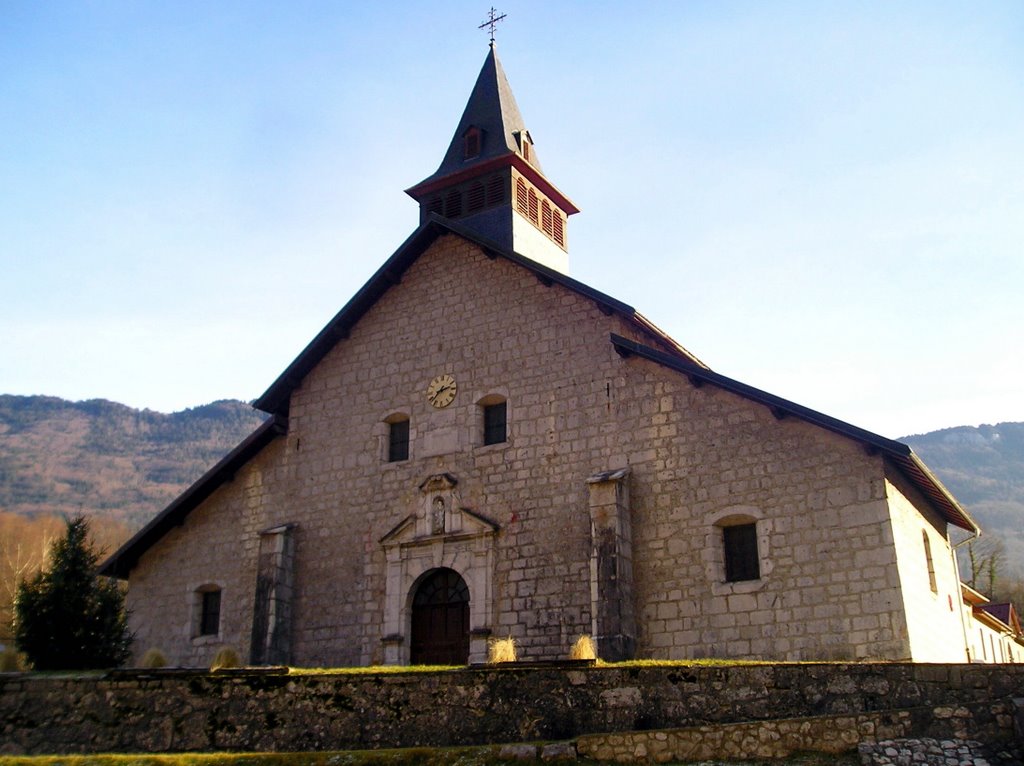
[{"left": 951, "top": 529, "right": 980, "bottom": 662}]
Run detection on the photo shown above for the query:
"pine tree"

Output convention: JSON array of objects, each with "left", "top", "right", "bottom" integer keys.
[{"left": 13, "top": 515, "right": 132, "bottom": 670}]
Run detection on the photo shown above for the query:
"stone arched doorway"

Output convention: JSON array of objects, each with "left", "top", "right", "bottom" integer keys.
[{"left": 409, "top": 568, "right": 470, "bottom": 665}]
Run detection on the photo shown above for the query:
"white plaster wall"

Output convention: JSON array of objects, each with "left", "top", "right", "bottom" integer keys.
[
  {"left": 511, "top": 210, "right": 568, "bottom": 273},
  {"left": 885, "top": 472, "right": 969, "bottom": 662}
]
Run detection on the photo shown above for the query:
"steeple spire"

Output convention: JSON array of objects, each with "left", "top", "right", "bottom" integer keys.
[{"left": 406, "top": 46, "right": 578, "bottom": 274}]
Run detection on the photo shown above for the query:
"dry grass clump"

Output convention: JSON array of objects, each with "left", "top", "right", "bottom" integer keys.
[
  {"left": 568, "top": 634, "right": 597, "bottom": 661},
  {"left": 487, "top": 636, "right": 518, "bottom": 664},
  {"left": 139, "top": 647, "right": 168, "bottom": 669},
  {"left": 210, "top": 646, "right": 242, "bottom": 671},
  {"left": 0, "top": 647, "right": 25, "bottom": 672}
]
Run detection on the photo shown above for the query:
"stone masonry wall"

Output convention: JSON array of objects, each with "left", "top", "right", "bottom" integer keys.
[
  {"left": 1, "top": 663, "right": 1022, "bottom": 756},
  {"left": 123, "top": 233, "right": 966, "bottom": 667}
]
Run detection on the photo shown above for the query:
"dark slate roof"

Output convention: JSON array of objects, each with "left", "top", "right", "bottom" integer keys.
[
  {"left": 977, "top": 603, "right": 1022, "bottom": 634},
  {"left": 99, "top": 415, "right": 286, "bottom": 578},
  {"left": 414, "top": 44, "right": 539, "bottom": 188},
  {"left": 253, "top": 215, "right": 701, "bottom": 416},
  {"left": 609, "top": 334, "right": 980, "bottom": 533}
]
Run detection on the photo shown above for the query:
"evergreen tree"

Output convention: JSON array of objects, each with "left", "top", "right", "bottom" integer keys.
[{"left": 13, "top": 515, "right": 132, "bottom": 670}]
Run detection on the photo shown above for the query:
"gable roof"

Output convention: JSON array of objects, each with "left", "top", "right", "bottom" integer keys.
[
  {"left": 102, "top": 220, "right": 979, "bottom": 578},
  {"left": 253, "top": 215, "right": 704, "bottom": 416},
  {"left": 609, "top": 334, "right": 979, "bottom": 533}
]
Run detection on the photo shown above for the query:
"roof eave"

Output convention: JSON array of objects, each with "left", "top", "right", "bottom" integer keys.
[
  {"left": 253, "top": 221, "right": 449, "bottom": 414},
  {"left": 255, "top": 216, "right": 643, "bottom": 415},
  {"left": 972, "top": 606, "right": 1014, "bottom": 634},
  {"left": 905, "top": 451, "right": 981, "bottom": 534},
  {"left": 99, "top": 414, "right": 286, "bottom": 579},
  {"left": 608, "top": 333, "right": 979, "bottom": 533},
  {"left": 405, "top": 154, "right": 579, "bottom": 216}
]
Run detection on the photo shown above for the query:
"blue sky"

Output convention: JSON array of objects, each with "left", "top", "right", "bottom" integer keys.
[{"left": 2, "top": 1, "right": 1022, "bottom": 438}]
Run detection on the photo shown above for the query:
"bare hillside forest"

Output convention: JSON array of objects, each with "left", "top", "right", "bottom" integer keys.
[{"left": 1, "top": 394, "right": 1021, "bottom": 645}]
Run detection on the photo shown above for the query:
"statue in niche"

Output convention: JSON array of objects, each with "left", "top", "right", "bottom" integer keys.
[{"left": 431, "top": 496, "right": 446, "bottom": 535}]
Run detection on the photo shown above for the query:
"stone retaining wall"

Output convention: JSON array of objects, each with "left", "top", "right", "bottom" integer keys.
[
  {"left": 1, "top": 663, "right": 1022, "bottom": 755},
  {"left": 576, "top": 704, "right": 1022, "bottom": 763}
]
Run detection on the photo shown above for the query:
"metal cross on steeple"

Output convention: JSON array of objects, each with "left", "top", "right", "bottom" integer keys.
[{"left": 478, "top": 7, "right": 507, "bottom": 45}]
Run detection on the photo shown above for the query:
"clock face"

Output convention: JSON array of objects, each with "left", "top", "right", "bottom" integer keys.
[{"left": 426, "top": 374, "right": 457, "bottom": 408}]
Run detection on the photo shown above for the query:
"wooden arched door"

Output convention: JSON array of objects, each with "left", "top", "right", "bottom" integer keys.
[{"left": 410, "top": 568, "right": 470, "bottom": 665}]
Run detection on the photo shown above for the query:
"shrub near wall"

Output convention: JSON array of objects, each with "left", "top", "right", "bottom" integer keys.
[{"left": 0, "top": 663, "right": 1022, "bottom": 755}]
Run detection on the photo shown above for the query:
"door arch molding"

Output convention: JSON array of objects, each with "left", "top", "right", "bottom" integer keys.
[{"left": 409, "top": 568, "right": 470, "bottom": 665}]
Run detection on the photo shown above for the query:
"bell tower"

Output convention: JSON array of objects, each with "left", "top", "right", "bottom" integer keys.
[{"left": 405, "top": 44, "right": 578, "bottom": 274}]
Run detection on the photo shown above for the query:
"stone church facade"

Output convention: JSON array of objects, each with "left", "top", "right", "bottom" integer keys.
[{"left": 102, "top": 45, "right": 982, "bottom": 667}]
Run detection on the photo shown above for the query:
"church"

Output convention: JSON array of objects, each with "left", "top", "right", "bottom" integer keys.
[{"left": 102, "top": 43, "right": 989, "bottom": 667}]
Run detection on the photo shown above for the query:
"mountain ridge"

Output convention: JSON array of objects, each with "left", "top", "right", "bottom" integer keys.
[
  {"left": 0, "top": 394, "right": 1021, "bottom": 577},
  {"left": 0, "top": 394, "right": 268, "bottom": 528}
]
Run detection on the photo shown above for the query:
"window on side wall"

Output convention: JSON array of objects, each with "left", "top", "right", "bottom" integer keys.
[
  {"left": 194, "top": 586, "right": 222, "bottom": 637},
  {"left": 723, "top": 523, "right": 760, "bottom": 582},
  {"left": 922, "top": 530, "right": 938, "bottom": 593}
]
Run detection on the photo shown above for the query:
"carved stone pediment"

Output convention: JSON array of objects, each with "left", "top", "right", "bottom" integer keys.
[{"left": 380, "top": 474, "right": 499, "bottom": 548}]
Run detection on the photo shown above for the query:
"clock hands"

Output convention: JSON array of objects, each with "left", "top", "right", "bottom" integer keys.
[{"left": 427, "top": 375, "right": 457, "bottom": 407}]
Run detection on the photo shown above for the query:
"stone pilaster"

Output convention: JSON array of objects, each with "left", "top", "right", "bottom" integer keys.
[
  {"left": 249, "top": 524, "right": 296, "bottom": 666},
  {"left": 587, "top": 468, "right": 635, "bottom": 661}
]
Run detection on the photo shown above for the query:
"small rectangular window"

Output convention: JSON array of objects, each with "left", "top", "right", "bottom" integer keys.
[
  {"left": 388, "top": 419, "right": 410, "bottom": 462},
  {"left": 200, "top": 590, "right": 221, "bottom": 636},
  {"left": 723, "top": 524, "right": 760, "bottom": 582},
  {"left": 483, "top": 402, "right": 507, "bottom": 446}
]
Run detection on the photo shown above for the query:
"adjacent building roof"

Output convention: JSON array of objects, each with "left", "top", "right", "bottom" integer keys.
[{"left": 976, "top": 602, "right": 1022, "bottom": 636}]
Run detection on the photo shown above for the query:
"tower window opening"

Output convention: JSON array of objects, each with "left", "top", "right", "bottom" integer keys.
[
  {"left": 486, "top": 175, "right": 505, "bottom": 206},
  {"left": 467, "top": 182, "right": 485, "bottom": 212},
  {"left": 444, "top": 189, "right": 462, "bottom": 218},
  {"left": 516, "top": 179, "right": 528, "bottom": 216},
  {"left": 427, "top": 197, "right": 443, "bottom": 216},
  {"left": 512, "top": 175, "right": 567, "bottom": 251}
]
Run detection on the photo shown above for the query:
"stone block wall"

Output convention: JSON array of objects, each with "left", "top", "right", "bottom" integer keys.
[
  {"left": 576, "top": 706, "right": 1023, "bottom": 764},
  {"left": 123, "top": 234, "right": 967, "bottom": 668},
  {"left": 1, "top": 663, "right": 1022, "bottom": 756}
]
